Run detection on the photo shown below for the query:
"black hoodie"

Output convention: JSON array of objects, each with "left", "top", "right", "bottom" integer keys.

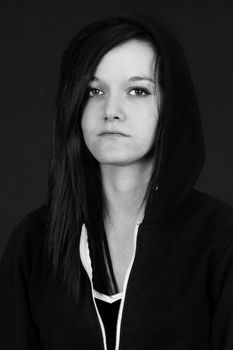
[{"left": 1, "top": 16, "right": 233, "bottom": 350}]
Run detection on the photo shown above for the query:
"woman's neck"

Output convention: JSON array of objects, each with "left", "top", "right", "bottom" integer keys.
[{"left": 100, "top": 160, "right": 154, "bottom": 226}]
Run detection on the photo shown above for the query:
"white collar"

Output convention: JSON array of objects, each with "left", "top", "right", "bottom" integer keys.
[{"left": 79, "top": 224, "right": 122, "bottom": 303}]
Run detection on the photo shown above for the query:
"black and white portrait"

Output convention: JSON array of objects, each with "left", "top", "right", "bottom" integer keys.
[{"left": 1, "top": 1, "right": 233, "bottom": 349}]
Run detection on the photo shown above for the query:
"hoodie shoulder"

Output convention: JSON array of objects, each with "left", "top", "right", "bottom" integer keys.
[
  {"left": 0, "top": 206, "right": 49, "bottom": 348},
  {"left": 194, "top": 189, "right": 233, "bottom": 226},
  {"left": 28, "top": 205, "right": 48, "bottom": 233},
  {"left": 192, "top": 189, "right": 233, "bottom": 259},
  {"left": 1, "top": 206, "right": 48, "bottom": 267}
]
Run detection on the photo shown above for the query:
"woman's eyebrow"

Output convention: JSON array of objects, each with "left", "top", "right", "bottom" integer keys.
[
  {"left": 90, "top": 75, "right": 155, "bottom": 83},
  {"left": 128, "top": 76, "right": 155, "bottom": 83}
]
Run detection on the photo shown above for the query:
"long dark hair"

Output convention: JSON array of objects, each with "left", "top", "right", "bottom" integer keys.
[{"left": 45, "top": 13, "right": 165, "bottom": 301}]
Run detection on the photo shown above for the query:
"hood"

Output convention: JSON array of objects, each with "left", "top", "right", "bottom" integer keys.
[{"left": 137, "top": 16, "right": 205, "bottom": 224}]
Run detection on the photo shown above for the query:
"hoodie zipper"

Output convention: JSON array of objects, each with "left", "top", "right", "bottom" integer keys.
[
  {"left": 90, "top": 280, "right": 108, "bottom": 350},
  {"left": 80, "top": 222, "right": 140, "bottom": 350},
  {"left": 114, "top": 222, "right": 140, "bottom": 350},
  {"left": 79, "top": 227, "right": 108, "bottom": 350}
]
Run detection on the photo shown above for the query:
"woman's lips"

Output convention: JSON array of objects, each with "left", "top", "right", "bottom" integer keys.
[{"left": 99, "top": 131, "right": 130, "bottom": 137}]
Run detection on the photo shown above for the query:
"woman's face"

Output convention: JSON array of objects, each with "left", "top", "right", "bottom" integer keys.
[{"left": 81, "top": 39, "right": 161, "bottom": 166}]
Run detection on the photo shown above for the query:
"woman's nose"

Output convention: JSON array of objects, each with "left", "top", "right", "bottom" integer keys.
[{"left": 103, "top": 94, "right": 125, "bottom": 121}]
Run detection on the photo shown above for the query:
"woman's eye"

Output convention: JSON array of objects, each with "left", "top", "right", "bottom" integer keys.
[
  {"left": 128, "top": 87, "right": 150, "bottom": 96},
  {"left": 88, "top": 88, "right": 104, "bottom": 97}
]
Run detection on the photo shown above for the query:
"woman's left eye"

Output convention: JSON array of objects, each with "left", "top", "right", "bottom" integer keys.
[{"left": 128, "top": 87, "right": 150, "bottom": 96}]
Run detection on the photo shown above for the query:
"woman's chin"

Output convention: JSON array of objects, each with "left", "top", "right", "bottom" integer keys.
[
  {"left": 94, "top": 153, "right": 131, "bottom": 165},
  {"left": 99, "top": 158, "right": 132, "bottom": 166},
  {"left": 96, "top": 154, "right": 145, "bottom": 167}
]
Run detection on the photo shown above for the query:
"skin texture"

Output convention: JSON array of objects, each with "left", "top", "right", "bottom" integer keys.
[
  {"left": 81, "top": 39, "right": 162, "bottom": 291},
  {"left": 81, "top": 39, "right": 161, "bottom": 167}
]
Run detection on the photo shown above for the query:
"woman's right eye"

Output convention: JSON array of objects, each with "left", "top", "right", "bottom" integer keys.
[{"left": 88, "top": 88, "right": 104, "bottom": 97}]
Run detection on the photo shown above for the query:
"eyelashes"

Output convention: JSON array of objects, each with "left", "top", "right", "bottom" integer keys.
[
  {"left": 88, "top": 88, "right": 104, "bottom": 97},
  {"left": 87, "top": 86, "right": 151, "bottom": 97},
  {"left": 128, "top": 87, "right": 151, "bottom": 96}
]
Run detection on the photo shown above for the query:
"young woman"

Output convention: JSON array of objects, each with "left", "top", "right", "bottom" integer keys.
[{"left": 0, "top": 13, "right": 233, "bottom": 350}]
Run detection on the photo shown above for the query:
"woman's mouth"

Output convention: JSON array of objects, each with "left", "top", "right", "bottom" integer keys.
[{"left": 99, "top": 131, "right": 130, "bottom": 137}]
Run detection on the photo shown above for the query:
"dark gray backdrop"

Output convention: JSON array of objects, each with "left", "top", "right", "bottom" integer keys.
[{"left": 1, "top": 0, "right": 233, "bottom": 258}]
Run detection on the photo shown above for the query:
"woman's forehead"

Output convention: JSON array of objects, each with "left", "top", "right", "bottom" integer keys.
[{"left": 93, "top": 39, "right": 157, "bottom": 83}]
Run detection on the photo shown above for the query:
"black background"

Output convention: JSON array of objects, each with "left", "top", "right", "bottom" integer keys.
[{"left": 1, "top": 0, "right": 233, "bottom": 258}]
